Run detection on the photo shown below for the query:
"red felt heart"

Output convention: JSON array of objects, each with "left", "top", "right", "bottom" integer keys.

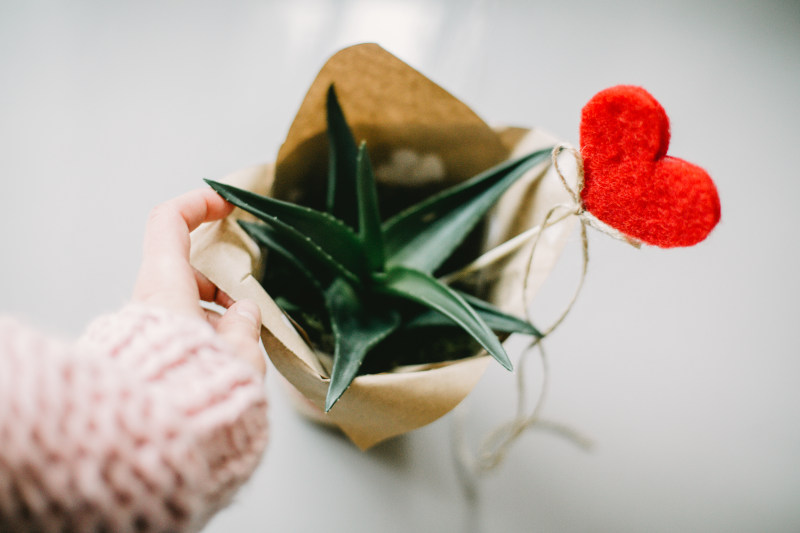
[{"left": 579, "top": 85, "right": 720, "bottom": 247}]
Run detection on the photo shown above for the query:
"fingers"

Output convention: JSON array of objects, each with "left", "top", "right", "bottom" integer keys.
[
  {"left": 133, "top": 187, "right": 233, "bottom": 317},
  {"left": 132, "top": 188, "right": 266, "bottom": 377},
  {"left": 215, "top": 299, "right": 266, "bottom": 376},
  {"left": 195, "top": 269, "right": 235, "bottom": 308},
  {"left": 204, "top": 307, "right": 223, "bottom": 329},
  {"left": 141, "top": 188, "right": 233, "bottom": 267}
]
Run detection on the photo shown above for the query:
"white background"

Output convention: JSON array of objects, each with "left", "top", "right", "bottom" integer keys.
[{"left": 1, "top": 1, "right": 798, "bottom": 531}]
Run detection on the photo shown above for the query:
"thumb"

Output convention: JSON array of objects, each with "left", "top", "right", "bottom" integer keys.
[{"left": 216, "top": 299, "right": 266, "bottom": 376}]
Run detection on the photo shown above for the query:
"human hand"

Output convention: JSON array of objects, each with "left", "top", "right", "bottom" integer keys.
[{"left": 132, "top": 188, "right": 266, "bottom": 375}]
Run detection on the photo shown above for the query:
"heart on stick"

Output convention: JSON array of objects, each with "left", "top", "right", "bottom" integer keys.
[{"left": 579, "top": 85, "right": 720, "bottom": 247}]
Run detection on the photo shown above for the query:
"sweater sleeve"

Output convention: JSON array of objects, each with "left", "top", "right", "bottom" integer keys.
[{"left": 0, "top": 305, "right": 268, "bottom": 533}]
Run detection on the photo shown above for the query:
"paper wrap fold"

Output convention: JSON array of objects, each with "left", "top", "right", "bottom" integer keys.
[{"left": 189, "top": 44, "right": 577, "bottom": 449}]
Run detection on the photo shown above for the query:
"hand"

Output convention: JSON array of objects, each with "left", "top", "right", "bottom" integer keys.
[{"left": 132, "top": 188, "right": 266, "bottom": 375}]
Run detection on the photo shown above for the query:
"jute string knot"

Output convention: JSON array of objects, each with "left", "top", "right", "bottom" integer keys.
[{"left": 452, "top": 143, "right": 639, "bottom": 482}]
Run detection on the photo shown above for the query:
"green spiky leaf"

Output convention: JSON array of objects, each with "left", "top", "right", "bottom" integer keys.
[
  {"left": 405, "top": 291, "right": 541, "bottom": 337},
  {"left": 325, "top": 279, "right": 401, "bottom": 411},
  {"left": 355, "top": 142, "right": 385, "bottom": 271},
  {"left": 375, "top": 266, "right": 512, "bottom": 371},
  {"left": 458, "top": 292, "right": 542, "bottom": 337},
  {"left": 238, "top": 221, "right": 327, "bottom": 291},
  {"left": 326, "top": 85, "right": 359, "bottom": 227},
  {"left": 382, "top": 148, "right": 551, "bottom": 274},
  {"left": 206, "top": 179, "right": 367, "bottom": 283}
]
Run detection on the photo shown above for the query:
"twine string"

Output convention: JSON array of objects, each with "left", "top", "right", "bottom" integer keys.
[
  {"left": 552, "top": 143, "right": 584, "bottom": 207},
  {"left": 439, "top": 207, "right": 575, "bottom": 286},
  {"left": 451, "top": 143, "right": 638, "bottom": 477}
]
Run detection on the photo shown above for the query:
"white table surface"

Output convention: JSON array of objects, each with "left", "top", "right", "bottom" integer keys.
[{"left": 2, "top": 1, "right": 798, "bottom": 531}]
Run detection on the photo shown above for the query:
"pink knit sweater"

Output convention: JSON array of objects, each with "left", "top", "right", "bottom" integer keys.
[{"left": 0, "top": 305, "right": 268, "bottom": 533}]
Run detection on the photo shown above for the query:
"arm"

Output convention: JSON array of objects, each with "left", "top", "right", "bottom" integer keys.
[
  {"left": 0, "top": 308, "right": 267, "bottom": 532},
  {"left": 0, "top": 189, "right": 268, "bottom": 532}
]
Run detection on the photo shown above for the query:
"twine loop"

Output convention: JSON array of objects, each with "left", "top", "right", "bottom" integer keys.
[
  {"left": 452, "top": 143, "right": 640, "bottom": 480},
  {"left": 552, "top": 143, "right": 585, "bottom": 209}
]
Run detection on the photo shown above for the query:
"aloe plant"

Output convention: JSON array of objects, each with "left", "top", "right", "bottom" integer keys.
[{"left": 207, "top": 85, "right": 550, "bottom": 411}]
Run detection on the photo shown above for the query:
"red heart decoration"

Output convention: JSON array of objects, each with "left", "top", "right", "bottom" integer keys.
[{"left": 579, "top": 85, "right": 720, "bottom": 247}]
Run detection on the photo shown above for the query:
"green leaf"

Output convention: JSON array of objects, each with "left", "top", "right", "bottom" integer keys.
[
  {"left": 238, "top": 221, "right": 327, "bottom": 290},
  {"left": 206, "top": 179, "right": 367, "bottom": 283},
  {"left": 375, "top": 266, "right": 512, "bottom": 371},
  {"left": 405, "top": 291, "right": 542, "bottom": 337},
  {"left": 355, "top": 142, "right": 386, "bottom": 271},
  {"left": 382, "top": 148, "right": 551, "bottom": 274},
  {"left": 325, "top": 279, "right": 401, "bottom": 411},
  {"left": 326, "top": 84, "right": 359, "bottom": 228},
  {"left": 458, "top": 292, "right": 542, "bottom": 337}
]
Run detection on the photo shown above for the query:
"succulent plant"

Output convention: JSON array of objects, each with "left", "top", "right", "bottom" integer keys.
[{"left": 206, "top": 86, "right": 551, "bottom": 411}]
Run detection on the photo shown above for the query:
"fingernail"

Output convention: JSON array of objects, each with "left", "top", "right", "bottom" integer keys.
[{"left": 234, "top": 300, "right": 261, "bottom": 327}]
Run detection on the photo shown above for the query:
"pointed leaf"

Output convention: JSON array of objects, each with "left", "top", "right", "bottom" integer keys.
[
  {"left": 405, "top": 291, "right": 541, "bottom": 337},
  {"left": 238, "top": 221, "right": 327, "bottom": 290},
  {"left": 458, "top": 292, "right": 542, "bottom": 337},
  {"left": 325, "top": 279, "right": 401, "bottom": 411},
  {"left": 383, "top": 148, "right": 551, "bottom": 273},
  {"left": 206, "top": 179, "right": 366, "bottom": 283},
  {"left": 356, "top": 142, "right": 385, "bottom": 271},
  {"left": 326, "top": 85, "right": 359, "bottom": 227},
  {"left": 375, "top": 267, "right": 512, "bottom": 371}
]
